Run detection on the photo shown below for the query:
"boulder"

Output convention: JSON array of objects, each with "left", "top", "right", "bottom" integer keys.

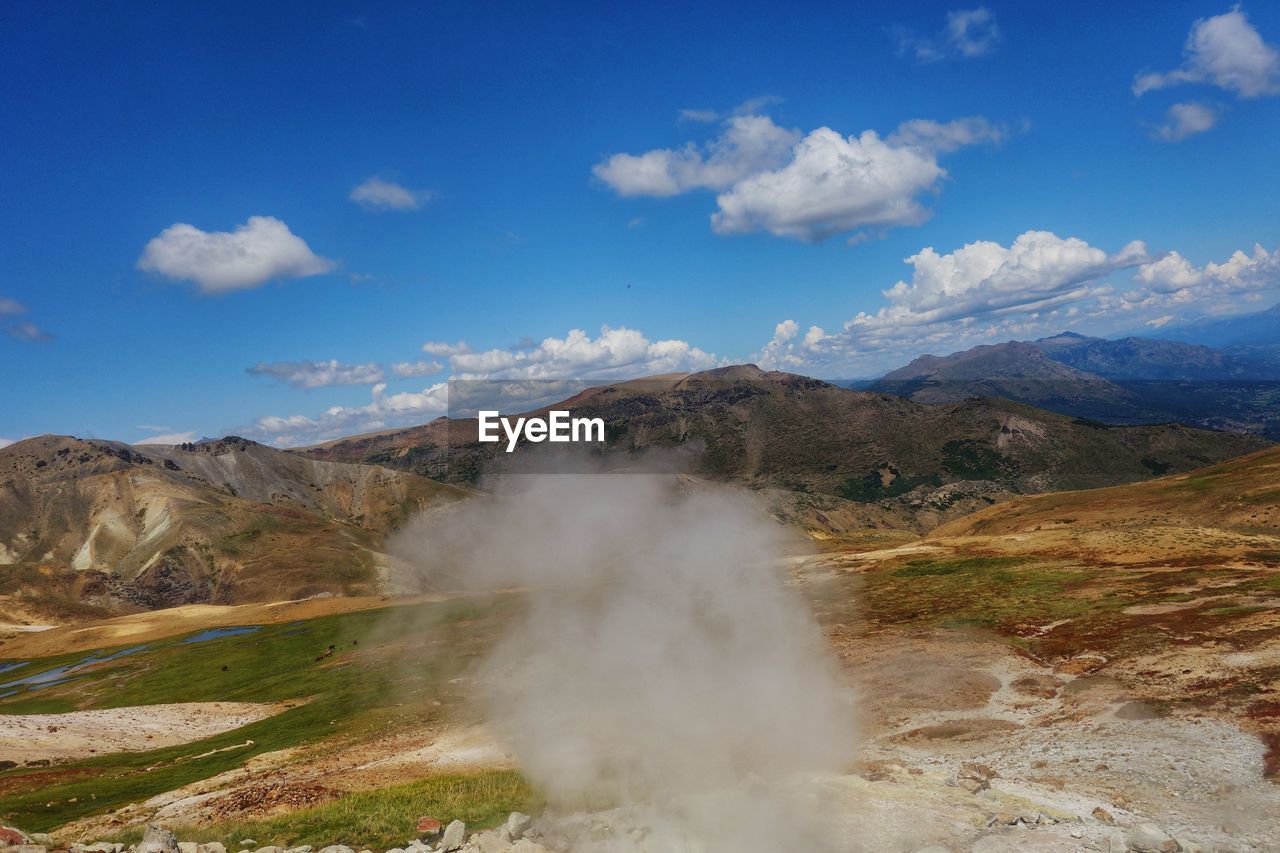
[
  {"left": 316, "top": 847, "right": 353, "bottom": 853},
  {"left": 469, "top": 831, "right": 508, "bottom": 853},
  {"left": 179, "top": 843, "right": 200, "bottom": 853},
  {"left": 440, "top": 821, "right": 466, "bottom": 853},
  {"left": 509, "top": 842, "right": 549, "bottom": 853},
  {"left": 1125, "top": 823, "right": 1180, "bottom": 853},
  {"left": 955, "top": 762, "right": 998, "bottom": 794},
  {"left": 200, "top": 844, "right": 228, "bottom": 853},
  {"left": 141, "top": 826, "right": 179, "bottom": 853},
  {"left": 504, "top": 814, "right": 533, "bottom": 843},
  {"left": 416, "top": 817, "right": 442, "bottom": 839},
  {"left": 1092, "top": 807, "right": 1116, "bottom": 825}
]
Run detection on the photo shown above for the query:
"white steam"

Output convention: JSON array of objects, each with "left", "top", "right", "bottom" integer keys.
[{"left": 391, "top": 472, "right": 858, "bottom": 851}]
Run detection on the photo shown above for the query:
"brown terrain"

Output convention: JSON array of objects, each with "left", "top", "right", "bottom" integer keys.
[{"left": 1, "top": 370, "right": 1278, "bottom": 851}]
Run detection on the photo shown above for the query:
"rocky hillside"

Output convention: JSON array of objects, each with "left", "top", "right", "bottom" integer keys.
[
  {"left": 0, "top": 436, "right": 464, "bottom": 618},
  {"left": 303, "top": 365, "right": 1270, "bottom": 523}
]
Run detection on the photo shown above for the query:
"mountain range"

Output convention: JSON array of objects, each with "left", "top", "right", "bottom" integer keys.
[
  {"left": 304, "top": 364, "right": 1267, "bottom": 511},
  {"left": 3, "top": 363, "right": 1274, "bottom": 620},
  {"left": 869, "top": 305, "right": 1280, "bottom": 437}
]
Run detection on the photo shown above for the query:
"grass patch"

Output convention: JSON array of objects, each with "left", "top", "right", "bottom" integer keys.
[
  {"left": 0, "top": 597, "right": 512, "bottom": 832},
  {"left": 864, "top": 555, "right": 1116, "bottom": 632},
  {"left": 893, "top": 556, "right": 1023, "bottom": 578},
  {"left": 106, "top": 771, "right": 536, "bottom": 851}
]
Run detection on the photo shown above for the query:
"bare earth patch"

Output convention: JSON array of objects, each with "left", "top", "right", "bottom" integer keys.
[{"left": 0, "top": 702, "right": 287, "bottom": 763}]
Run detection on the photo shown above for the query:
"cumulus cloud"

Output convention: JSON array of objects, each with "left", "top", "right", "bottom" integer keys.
[
  {"left": 1131, "top": 243, "right": 1280, "bottom": 303},
  {"left": 421, "top": 340, "right": 473, "bottom": 357},
  {"left": 247, "top": 359, "right": 386, "bottom": 389},
  {"left": 136, "top": 431, "right": 197, "bottom": 446},
  {"left": 137, "top": 216, "right": 335, "bottom": 294},
  {"left": 0, "top": 297, "right": 51, "bottom": 342},
  {"left": 1134, "top": 8, "right": 1280, "bottom": 98},
  {"left": 895, "top": 7, "right": 1001, "bottom": 62},
  {"left": 596, "top": 112, "right": 1005, "bottom": 242},
  {"left": 243, "top": 327, "right": 722, "bottom": 446},
  {"left": 758, "top": 231, "right": 1152, "bottom": 375},
  {"left": 390, "top": 360, "right": 444, "bottom": 377},
  {"left": 448, "top": 326, "right": 720, "bottom": 380},
  {"left": 348, "top": 177, "right": 434, "bottom": 211},
  {"left": 244, "top": 382, "right": 450, "bottom": 447},
  {"left": 1154, "top": 101, "right": 1219, "bottom": 140},
  {"left": 593, "top": 114, "right": 800, "bottom": 197}
]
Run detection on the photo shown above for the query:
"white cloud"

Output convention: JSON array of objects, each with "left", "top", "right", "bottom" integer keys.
[
  {"left": 596, "top": 113, "right": 1004, "bottom": 242},
  {"left": 137, "top": 216, "right": 335, "bottom": 294},
  {"left": 390, "top": 360, "right": 444, "bottom": 377},
  {"left": 887, "top": 116, "right": 1010, "bottom": 153},
  {"left": 247, "top": 359, "right": 385, "bottom": 389},
  {"left": 1154, "top": 101, "right": 1219, "bottom": 140},
  {"left": 421, "top": 340, "right": 473, "bottom": 357},
  {"left": 1134, "top": 8, "right": 1280, "bottom": 98},
  {"left": 448, "top": 326, "right": 720, "bottom": 380},
  {"left": 348, "top": 177, "right": 434, "bottom": 212},
  {"left": 678, "top": 108, "right": 721, "bottom": 124},
  {"left": 895, "top": 7, "right": 1001, "bottom": 62},
  {"left": 244, "top": 326, "right": 722, "bottom": 446},
  {"left": 710, "top": 128, "right": 945, "bottom": 242},
  {"left": 867, "top": 232, "right": 1149, "bottom": 328},
  {"left": 244, "top": 382, "right": 450, "bottom": 447},
  {"left": 5, "top": 320, "right": 51, "bottom": 342},
  {"left": 136, "top": 431, "right": 197, "bottom": 445},
  {"left": 593, "top": 114, "right": 800, "bottom": 197},
  {"left": 1132, "top": 244, "right": 1280, "bottom": 303},
  {"left": 0, "top": 296, "right": 51, "bottom": 341},
  {"left": 757, "top": 231, "right": 1152, "bottom": 375}
]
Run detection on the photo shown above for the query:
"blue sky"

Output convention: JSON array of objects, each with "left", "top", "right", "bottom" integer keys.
[{"left": 2, "top": 1, "right": 1278, "bottom": 447}]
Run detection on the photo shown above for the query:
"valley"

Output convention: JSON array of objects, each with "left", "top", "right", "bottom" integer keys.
[{"left": 1, "top": 370, "right": 1277, "bottom": 852}]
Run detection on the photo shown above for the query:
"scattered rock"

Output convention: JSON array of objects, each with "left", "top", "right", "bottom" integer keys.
[
  {"left": 955, "top": 762, "right": 998, "bottom": 794},
  {"left": 316, "top": 846, "right": 353, "bottom": 853},
  {"left": 201, "top": 844, "right": 229, "bottom": 853},
  {"left": 140, "top": 826, "right": 179, "bottom": 853},
  {"left": 1092, "top": 807, "right": 1116, "bottom": 825},
  {"left": 504, "top": 813, "right": 533, "bottom": 842},
  {"left": 440, "top": 822, "right": 466, "bottom": 853},
  {"left": 416, "top": 817, "right": 442, "bottom": 838},
  {"left": 1125, "top": 823, "right": 1181, "bottom": 852},
  {"left": 509, "top": 842, "right": 548, "bottom": 853}
]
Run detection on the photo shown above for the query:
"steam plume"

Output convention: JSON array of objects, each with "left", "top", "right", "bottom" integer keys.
[{"left": 391, "top": 471, "right": 858, "bottom": 850}]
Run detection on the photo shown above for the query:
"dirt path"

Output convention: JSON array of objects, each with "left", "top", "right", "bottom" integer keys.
[{"left": 0, "top": 702, "right": 288, "bottom": 763}]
